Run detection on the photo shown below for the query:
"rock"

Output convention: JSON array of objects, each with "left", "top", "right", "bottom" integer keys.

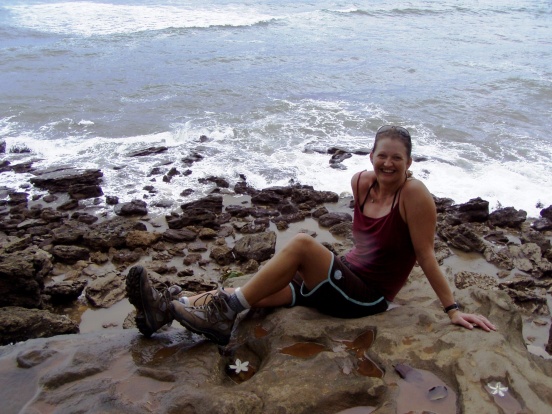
[
  {"left": 489, "top": 206, "right": 527, "bottom": 229},
  {"left": 162, "top": 228, "right": 197, "bottom": 242},
  {"left": 532, "top": 218, "right": 552, "bottom": 231},
  {"left": 85, "top": 271, "right": 125, "bottom": 308},
  {"left": 114, "top": 199, "right": 148, "bottom": 216},
  {"left": 51, "top": 220, "right": 88, "bottom": 244},
  {"left": 127, "top": 146, "right": 168, "bottom": 157},
  {"left": 210, "top": 245, "right": 235, "bottom": 266},
  {"left": 0, "top": 246, "right": 52, "bottom": 308},
  {"left": 454, "top": 271, "right": 498, "bottom": 290},
  {"left": 233, "top": 232, "right": 277, "bottom": 262},
  {"left": 318, "top": 212, "right": 353, "bottom": 228},
  {"left": 29, "top": 167, "right": 103, "bottom": 194},
  {"left": 43, "top": 280, "right": 87, "bottom": 304},
  {"left": 437, "top": 223, "right": 487, "bottom": 253},
  {"left": 443, "top": 197, "right": 489, "bottom": 225},
  {"left": 181, "top": 194, "right": 223, "bottom": 213},
  {"left": 182, "top": 151, "right": 204, "bottom": 165},
  {"left": 125, "top": 230, "right": 161, "bottom": 248},
  {"left": 68, "top": 184, "right": 104, "bottom": 200},
  {"left": 540, "top": 205, "right": 552, "bottom": 221},
  {"left": 498, "top": 277, "right": 551, "bottom": 315},
  {"left": 83, "top": 217, "right": 147, "bottom": 251},
  {"left": 51, "top": 245, "right": 91, "bottom": 264},
  {"left": 251, "top": 190, "right": 284, "bottom": 206},
  {"left": 106, "top": 195, "right": 119, "bottom": 205},
  {"left": 0, "top": 287, "right": 551, "bottom": 413},
  {"left": 198, "top": 176, "right": 230, "bottom": 188},
  {"left": 0, "top": 306, "right": 79, "bottom": 345}
]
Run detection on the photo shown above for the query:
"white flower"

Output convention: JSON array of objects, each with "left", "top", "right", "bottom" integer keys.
[
  {"left": 488, "top": 382, "right": 508, "bottom": 397},
  {"left": 229, "top": 359, "right": 249, "bottom": 374}
]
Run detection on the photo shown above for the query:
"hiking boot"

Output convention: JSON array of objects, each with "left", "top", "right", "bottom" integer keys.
[
  {"left": 170, "top": 288, "right": 237, "bottom": 346},
  {"left": 125, "top": 265, "right": 174, "bottom": 337}
]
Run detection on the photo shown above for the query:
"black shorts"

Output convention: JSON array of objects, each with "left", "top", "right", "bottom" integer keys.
[{"left": 289, "top": 254, "right": 388, "bottom": 318}]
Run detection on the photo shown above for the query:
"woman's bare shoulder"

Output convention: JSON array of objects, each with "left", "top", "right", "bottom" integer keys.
[{"left": 402, "top": 178, "right": 434, "bottom": 203}]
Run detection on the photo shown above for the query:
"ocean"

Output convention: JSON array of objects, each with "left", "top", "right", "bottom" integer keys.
[{"left": 1, "top": 0, "right": 551, "bottom": 218}]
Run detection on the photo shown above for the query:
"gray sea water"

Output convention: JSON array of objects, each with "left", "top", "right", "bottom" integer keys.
[{"left": 1, "top": 0, "right": 551, "bottom": 217}]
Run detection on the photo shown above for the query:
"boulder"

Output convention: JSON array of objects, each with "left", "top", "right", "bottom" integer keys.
[
  {"left": 0, "top": 287, "right": 550, "bottom": 413},
  {"left": 0, "top": 246, "right": 52, "bottom": 308},
  {"left": 162, "top": 228, "right": 197, "bottom": 242},
  {"left": 85, "top": 271, "right": 125, "bottom": 308},
  {"left": 43, "top": 280, "right": 87, "bottom": 304},
  {"left": 114, "top": 199, "right": 148, "bottom": 216},
  {"left": 443, "top": 197, "right": 489, "bottom": 225},
  {"left": 318, "top": 212, "right": 353, "bottom": 228},
  {"left": 0, "top": 306, "right": 79, "bottom": 345},
  {"left": 233, "top": 232, "right": 277, "bottom": 262},
  {"left": 29, "top": 167, "right": 103, "bottom": 194},
  {"left": 51, "top": 245, "right": 91, "bottom": 264},
  {"left": 83, "top": 217, "right": 147, "bottom": 251},
  {"left": 488, "top": 206, "right": 527, "bottom": 229}
]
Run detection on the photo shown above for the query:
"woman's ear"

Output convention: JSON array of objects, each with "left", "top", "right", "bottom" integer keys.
[
  {"left": 406, "top": 156, "right": 413, "bottom": 169},
  {"left": 369, "top": 151, "right": 374, "bottom": 165}
]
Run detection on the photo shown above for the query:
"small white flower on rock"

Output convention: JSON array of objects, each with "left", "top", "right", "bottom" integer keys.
[
  {"left": 229, "top": 359, "right": 249, "bottom": 374},
  {"left": 488, "top": 382, "right": 508, "bottom": 397}
]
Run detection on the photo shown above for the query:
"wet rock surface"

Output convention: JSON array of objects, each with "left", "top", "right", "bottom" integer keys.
[{"left": 0, "top": 168, "right": 551, "bottom": 412}]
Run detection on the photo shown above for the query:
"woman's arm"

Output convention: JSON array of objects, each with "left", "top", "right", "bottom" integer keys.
[{"left": 402, "top": 180, "right": 496, "bottom": 332}]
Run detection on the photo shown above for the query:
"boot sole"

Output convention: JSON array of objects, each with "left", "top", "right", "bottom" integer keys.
[{"left": 125, "top": 266, "right": 155, "bottom": 337}]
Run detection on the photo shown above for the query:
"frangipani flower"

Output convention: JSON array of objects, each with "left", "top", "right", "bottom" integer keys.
[
  {"left": 488, "top": 382, "right": 508, "bottom": 397},
  {"left": 229, "top": 359, "right": 249, "bottom": 374}
]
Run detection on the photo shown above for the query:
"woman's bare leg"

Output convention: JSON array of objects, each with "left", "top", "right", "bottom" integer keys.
[{"left": 183, "top": 234, "right": 333, "bottom": 308}]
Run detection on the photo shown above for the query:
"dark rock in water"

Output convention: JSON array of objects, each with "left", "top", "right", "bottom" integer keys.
[
  {"left": 199, "top": 176, "right": 230, "bottom": 188},
  {"left": 233, "top": 231, "right": 276, "bottom": 262},
  {"left": 83, "top": 216, "right": 147, "bottom": 251},
  {"left": 210, "top": 244, "right": 235, "bottom": 266},
  {"left": 51, "top": 220, "right": 88, "bottom": 244},
  {"left": 532, "top": 218, "right": 552, "bottom": 232},
  {"left": 0, "top": 306, "right": 79, "bottom": 345},
  {"left": 57, "top": 199, "right": 80, "bottom": 211},
  {"left": 68, "top": 184, "right": 103, "bottom": 200},
  {"left": 433, "top": 196, "right": 455, "bottom": 213},
  {"left": 182, "top": 151, "right": 204, "bottom": 165},
  {"left": 251, "top": 190, "right": 284, "bottom": 206},
  {"left": 51, "top": 245, "right": 90, "bottom": 264},
  {"left": 85, "top": 271, "right": 125, "bottom": 308},
  {"left": 444, "top": 197, "right": 489, "bottom": 225},
  {"left": 437, "top": 223, "right": 486, "bottom": 253},
  {"left": 0, "top": 245, "right": 52, "bottom": 308},
  {"left": 30, "top": 167, "right": 103, "bottom": 193},
  {"left": 318, "top": 212, "right": 352, "bottom": 228},
  {"left": 181, "top": 194, "right": 223, "bottom": 213},
  {"left": 114, "top": 199, "right": 148, "bottom": 216},
  {"left": 105, "top": 195, "right": 119, "bottom": 205},
  {"left": 16, "top": 348, "right": 59, "bottom": 368},
  {"left": 329, "top": 150, "right": 352, "bottom": 165},
  {"left": 127, "top": 146, "right": 168, "bottom": 157},
  {"left": 0, "top": 140, "right": 5, "bottom": 153},
  {"left": 162, "top": 228, "right": 197, "bottom": 242},
  {"left": 540, "top": 205, "right": 552, "bottom": 221},
  {"left": 43, "top": 280, "right": 87, "bottom": 305},
  {"left": 8, "top": 192, "right": 28, "bottom": 206},
  {"left": 489, "top": 207, "right": 527, "bottom": 229}
]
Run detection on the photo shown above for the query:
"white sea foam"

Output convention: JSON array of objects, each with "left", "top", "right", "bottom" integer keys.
[{"left": 6, "top": 2, "right": 277, "bottom": 36}]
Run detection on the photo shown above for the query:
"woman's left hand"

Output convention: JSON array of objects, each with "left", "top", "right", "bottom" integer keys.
[{"left": 449, "top": 311, "right": 497, "bottom": 332}]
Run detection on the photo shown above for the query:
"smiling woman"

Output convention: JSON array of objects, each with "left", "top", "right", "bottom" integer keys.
[{"left": 126, "top": 125, "right": 497, "bottom": 347}]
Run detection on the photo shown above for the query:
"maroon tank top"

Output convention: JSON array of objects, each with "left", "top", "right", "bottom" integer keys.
[{"left": 344, "top": 171, "right": 417, "bottom": 301}]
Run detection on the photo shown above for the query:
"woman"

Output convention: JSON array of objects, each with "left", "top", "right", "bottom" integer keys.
[{"left": 126, "top": 125, "right": 496, "bottom": 345}]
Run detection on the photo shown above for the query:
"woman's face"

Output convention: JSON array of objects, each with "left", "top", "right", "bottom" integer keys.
[{"left": 370, "top": 136, "right": 412, "bottom": 185}]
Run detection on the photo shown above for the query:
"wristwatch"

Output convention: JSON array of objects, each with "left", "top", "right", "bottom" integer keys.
[{"left": 443, "top": 303, "right": 460, "bottom": 313}]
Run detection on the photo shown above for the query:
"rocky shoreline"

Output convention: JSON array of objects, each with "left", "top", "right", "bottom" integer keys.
[{"left": 1, "top": 148, "right": 552, "bottom": 412}]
